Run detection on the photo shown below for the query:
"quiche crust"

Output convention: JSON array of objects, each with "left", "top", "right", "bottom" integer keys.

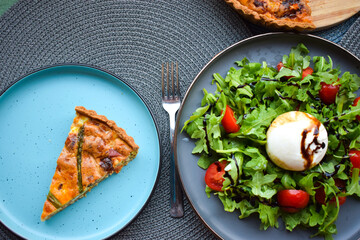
[{"left": 225, "top": 0, "right": 316, "bottom": 31}]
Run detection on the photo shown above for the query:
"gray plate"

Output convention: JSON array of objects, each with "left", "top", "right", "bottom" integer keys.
[{"left": 174, "top": 33, "right": 360, "bottom": 240}]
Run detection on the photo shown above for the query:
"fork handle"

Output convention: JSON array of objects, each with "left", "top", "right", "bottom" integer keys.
[{"left": 169, "top": 114, "right": 184, "bottom": 218}]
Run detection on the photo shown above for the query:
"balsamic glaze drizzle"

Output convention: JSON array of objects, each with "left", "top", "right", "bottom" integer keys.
[
  {"left": 203, "top": 118, "right": 211, "bottom": 155},
  {"left": 223, "top": 154, "right": 240, "bottom": 187},
  {"left": 300, "top": 120, "right": 326, "bottom": 170}
]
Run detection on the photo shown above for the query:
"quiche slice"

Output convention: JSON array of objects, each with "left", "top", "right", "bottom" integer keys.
[
  {"left": 41, "top": 106, "right": 139, "bottom": 221},
  {"left": 225, "top": 0, "right": 316, "bottom": 31}
]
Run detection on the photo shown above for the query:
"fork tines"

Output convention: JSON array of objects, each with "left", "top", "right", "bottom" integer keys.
[{"left": 162, "top": 62, "right": 180, "bottom": 100}]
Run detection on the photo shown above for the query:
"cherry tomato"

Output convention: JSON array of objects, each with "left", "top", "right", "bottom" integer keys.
[
  {"left": 315, "top": 179, "right": 346, "bottom": 206},
  {"left": 221, "top": 105, "right": 240, "bottom": 133},
  {"left": 349, "top": 149, "right": 360, "bottom": 173},
  {"left": 205, "top": 161, "right": 228, "bottom": 191},
  {"left": 302, "top": 66, "right": 313, "bottom": 79},
  {"left": 352, "top": 97, "right": 360, "bottom": 121},
  {"left": 319, "top": 82, "right": 339, "bottom": 105},
  {"left": 276, "top": 61, "right": 285, "bottom": 72},
  {"left": 333, "top": 196, "right": 347, "bottom": 206},
  {"left": 277, "top": 189, "right": 310, "bottom": 213}
]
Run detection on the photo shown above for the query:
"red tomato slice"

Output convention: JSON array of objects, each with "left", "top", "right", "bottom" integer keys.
[
  {"left": 276, "top": 61, "right": 285, "bottom": 72},
  {"left": 205, "top": 161, "right": 228, "bottom": 191},
  {"left": 315, "top": 179, "right": 346, "bottom": 206},
  {"left": 277, "top": 189, "right": 309, "bottom": 213},
  {"left": 302, "top": 66, "right": 313, "bottom": 79},
  {"left": 352, "top": 97, "right": 360, "bottom": 121},
  {"left": 319, "top": 82, "right": 339, "bottom": 105},
  {"left": 332, "top": 195, "right": 347, "bottom": 206},
  {"left": 221, "top": 105, "right": 240, "bottom": 133},
  {"left": 349, "top": 149, "right": 360, "bottom": 173}
]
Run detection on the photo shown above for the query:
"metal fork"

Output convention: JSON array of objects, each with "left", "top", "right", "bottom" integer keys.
[{"left": 161, "top": 62, "right": 184, "bottom": 218}]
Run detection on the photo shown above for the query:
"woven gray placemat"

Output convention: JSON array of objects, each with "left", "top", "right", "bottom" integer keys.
[
  {"left": 340, "top": 16, "right": 360, "bottom": 59},
  {"left": 0, "top": 1, "right": 359, "bottom": 239},
  {"left": 0, "top": 1, "right": 251, "bottom": 239}
]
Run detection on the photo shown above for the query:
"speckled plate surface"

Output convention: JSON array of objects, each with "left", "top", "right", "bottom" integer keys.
[
  {"left": 0, "top": 65, "right": 160, "bottom": 240},
  {"left": 175, "top": 33, "right": 360, "bottom": 240}
]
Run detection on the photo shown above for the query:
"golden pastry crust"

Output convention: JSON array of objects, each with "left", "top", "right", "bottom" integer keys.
[
  {"left": 75, "top": 106, "right": 139, "bottom": 152},
  {"left": 41, "top": 106, "right": 139, "bottom": 221},
  {"left": 225, "top": 0, "right": 316, "bottom": 31}
]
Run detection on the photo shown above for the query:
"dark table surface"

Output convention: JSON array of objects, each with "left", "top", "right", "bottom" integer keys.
[{"left": 0, "top": 1, "right": 359, "bottom": 239}]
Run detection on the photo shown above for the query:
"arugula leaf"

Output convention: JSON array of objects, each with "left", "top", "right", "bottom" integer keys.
[
  {"left": 238, "top": 199, "right": 258, "bottom": 219},
  {"left": 243, "top": 147, "right": 268, "bottom": 172},
  {"left": 346, "top": 168, "right": 360, "bottom": 197},
  {"left": 218, "top": 193, "right": 238, "bottom": 212},
  {"left": 281, "top": 173, "right": 296, "bottom": 189},
  {"left": 309, "top": 205, "right": 326, "bottom": 227},
  {"left": 258, "top": 203, "right": 279, "bottom": 230},
  {"left": 237, "top": 105, "right": 279, "bottom": 140},
  {"left": 282, "top": 209, "right": 311, "bottom": 231},
  {"left": 235, "top": 57, "right": 250, "bottom": 67},
  {"left": 243, "top": 172, "right": 277, "bottom": 199},
  {"left": 197, "top": 153, "right": 219, "bottom": 169},
  {"left": 298, "top": 173, "right": 319, "bottom": 195},
  {"left": 283, "top": 43, "right": 310, "bottom": 71},
  {"left": 313, "top": 56, "right": 333, "bottom": 72},
  {"left": 182, "top": 104, "right": 209, "bottom": 132}
]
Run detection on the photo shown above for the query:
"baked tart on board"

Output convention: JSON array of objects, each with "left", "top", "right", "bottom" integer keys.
[
  {"left": 225, "top": 0, "right": 360, "bottom": 31},
  {"left": 41, "top": 106, "right": 139, "bottom": 221}
]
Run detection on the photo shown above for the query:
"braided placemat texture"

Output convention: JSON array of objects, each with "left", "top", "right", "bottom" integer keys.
[
  {"left": 0, "top": 1, "right": 359, "bottom": 240},
  {"left": 340, "top": 16, "right": 360, "bottom": 59},
  {"left": 0, "top": 1, "right": 251, "bottom": 239}
]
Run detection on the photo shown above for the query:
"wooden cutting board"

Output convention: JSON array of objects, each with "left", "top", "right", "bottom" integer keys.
[{"left": 310, "top": 0, "right": 360, "bottom": 30}]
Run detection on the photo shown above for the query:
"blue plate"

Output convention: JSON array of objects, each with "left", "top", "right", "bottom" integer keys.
[{"left": 0, "top": 65, "right": 160, "bottom": 239}]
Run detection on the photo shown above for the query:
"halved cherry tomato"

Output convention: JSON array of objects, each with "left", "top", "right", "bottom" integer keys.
[
  {"left": 302, "top": 66, "right": 313, "bottom": 79},
  {"left": 205, "top": 161, "right": 228, "bottom": 191},
  {"left": 349, "top": 149, "right": 360, "bottom": 174},
  {"left": 221, "top": 105, "right": 240, "bottom": 133},
  {"left": 315, "top": 179, "right": 346, "bottom": 206},
  {"left": 276, "top": 61, "right": 285, "bottom": 72},
  {"left": 352, "top": 97, "right": 360, "bottom": 121},
  {"left": 333, "top": 196, "right": 347, "bottom": 206},
  {"left": 319, "top": 82, "right": 339, "bottom": 105},
  {"left": 277, "top": 189, "right": 309, "bottom": 213}
]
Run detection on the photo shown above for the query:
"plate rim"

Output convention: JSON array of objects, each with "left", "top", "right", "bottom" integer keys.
[
  {"left": 0, "top": 63, "right": 162, "bottom": 240},
  {"left": 174, "top": 32, "right": 360, "bottom": 239}
]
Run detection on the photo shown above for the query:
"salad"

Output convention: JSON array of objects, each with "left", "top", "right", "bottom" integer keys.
[{"left": 182, "top": 44, "right": 360, "bottom": 239}]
